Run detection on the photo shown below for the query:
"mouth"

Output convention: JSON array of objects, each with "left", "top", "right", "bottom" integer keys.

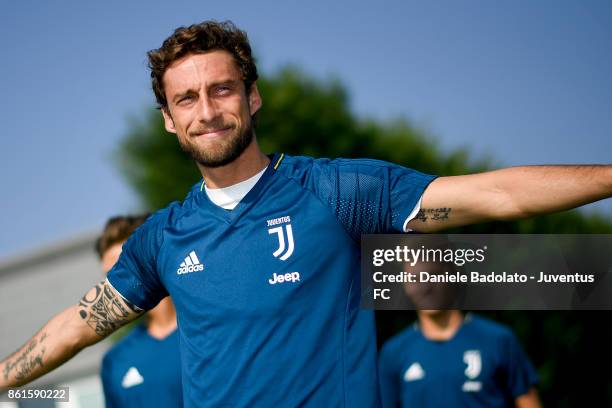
[{"left": 192, "top": 126, "right": 232, "bottom": 139}]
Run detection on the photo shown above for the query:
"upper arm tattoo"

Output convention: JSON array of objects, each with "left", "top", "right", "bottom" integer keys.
[
  {"left": 415, "top": 207, "right": 452, "bottom": 223},
  {"left": 78, "top": 280, "right": 143, "bottom": 337}
]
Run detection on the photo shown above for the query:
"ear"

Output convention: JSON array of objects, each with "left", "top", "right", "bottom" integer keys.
[
  {"left": 247, "top": 83, "right": 262, "bottom": 116},
  {"left": 161, "top": 107, "right": 177, "bottom": 134}
]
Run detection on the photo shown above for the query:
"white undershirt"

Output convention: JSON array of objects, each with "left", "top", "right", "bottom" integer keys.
[
  {"left": 204, "top": 168, "right": 267, "bottom": 210},
  {"left": 205, "top": 167, "right": 423, "bottom": 229}
]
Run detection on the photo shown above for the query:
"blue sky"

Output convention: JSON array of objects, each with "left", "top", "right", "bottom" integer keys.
[{"left": 1, "top": 0, "right": 610, "bottom": 258}]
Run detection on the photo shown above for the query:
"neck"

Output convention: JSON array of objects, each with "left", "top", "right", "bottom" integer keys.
[
  {"left": 417, "top": 310, "right": 464, "bottom": 341},
  {"left": 197, "top": 137, "right": 270, "bottom": 189},
  {"left": 146, "top": 297, "right": 177, "bottom": 340}
]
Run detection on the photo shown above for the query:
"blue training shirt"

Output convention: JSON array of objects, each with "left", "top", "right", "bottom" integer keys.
[
  {"left": 378, "top": 314, "right": 539, "bottom": 408},
  {"left": 100, "top": 324, "right": 182, "bottom": 408},
  {"left": 107, "top": 154, "right": 436, "bottom": 407}
]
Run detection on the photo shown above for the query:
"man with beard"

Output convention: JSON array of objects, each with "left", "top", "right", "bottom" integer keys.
[{"left": 1, "top": 20, "right": 611, "bottom": 407}]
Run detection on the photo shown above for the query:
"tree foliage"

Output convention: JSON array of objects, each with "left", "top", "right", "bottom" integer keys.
[{"left": 116, "top": 67, "right": 611, "bottom": 406}]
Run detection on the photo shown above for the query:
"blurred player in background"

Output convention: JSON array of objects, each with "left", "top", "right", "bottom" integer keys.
[
  {"left": 0, "top": 20, "right": 610, "bottom": 407},
  {"left": 96, "top": 215, "right": 182, "bottom": 408},
  {"left": 378, "top": 258, "right": 542, "bottom": 407},
  {"left": 379, "top": 310, "right": 541, "bottom": 408}
]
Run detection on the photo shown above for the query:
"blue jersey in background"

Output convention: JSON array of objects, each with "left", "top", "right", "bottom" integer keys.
[
  {"left": 107, "top": 154, "right": 435, "bottom": 407},
  {"left": 100, "top": 324, "right": 182, "bottom": 408},
  {"left": 378, "top": 314, "right": 538, "bottom": 408}
]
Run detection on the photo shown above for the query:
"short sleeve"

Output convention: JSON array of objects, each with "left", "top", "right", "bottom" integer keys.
[
  {"left": 386, "top": 164, "right": 435, "bottom": 232},
  {"left": 378, "top": 341, "right": 401, "bottom": 408},
  {"left": 502, "top": 332, "right": 539, "bottom": 398},
  {"left": 304, "top": 158, "right": 436, "bottom": 240},
  {"left": 106, "top": 210, "right": 170, "bottom": 310}
]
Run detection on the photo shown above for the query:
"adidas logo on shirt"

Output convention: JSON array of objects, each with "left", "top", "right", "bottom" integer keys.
[
  {"left": 403, "top": 362, "right": 425, "bottom": 382},
  {"left": 121, "top": 367, "right": 144, "bottom": 388},
  {"left": 177, "top": 251, "right": 204, "bottom": 274}
]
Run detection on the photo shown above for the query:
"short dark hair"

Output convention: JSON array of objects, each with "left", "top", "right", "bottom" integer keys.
[
  {"left": 95, "top": 214, "right": 149, "bottom": 259},
  {"left": 147, "top": 20, "right": 258, "bottom": 109}
]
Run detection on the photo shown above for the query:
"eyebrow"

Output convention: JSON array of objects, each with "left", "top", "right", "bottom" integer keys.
[{"left": 209, "top": 79, "right": 240, "bottom": 88}]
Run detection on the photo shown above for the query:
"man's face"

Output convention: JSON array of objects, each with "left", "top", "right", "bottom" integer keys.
[
  {"left": 101, "top": 242, "right": 124, "bottom": 274},
  {"left": 403, "top": 262, "right": 459, "bottom": 310},
  {"left": 161, "top": 51, "right": 262, "bottom": 168}
]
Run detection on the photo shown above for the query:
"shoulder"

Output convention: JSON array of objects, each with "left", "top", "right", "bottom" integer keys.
[
  {"left": 125, "top": 191, "right": 197, "bottom": 247},
  {"left": 279, "top": 154, "right": 433, "bottom": 189},
  {"left": 277, "top": 154, "right": 405, "bottom": 190},
  {"left": 147, "top": 177, "right": 205, "bottom": 229},
  {"left": 464, "top": 314, "right": 517, "bottom": 342},
  {"left": 281, "top": 154, "right": 411, "bottom": 175},
  {"left": 276, "top": 155, "right": 327, "bottom": 181},
  {"left": 183, "top": 179, "right": 204, "bottom": 202},
  {"left": 380, "top": 324, "right": 420, "bottom": 358},
  {"left": 148, "top": 194, "right": 198, "bottom": 231}
]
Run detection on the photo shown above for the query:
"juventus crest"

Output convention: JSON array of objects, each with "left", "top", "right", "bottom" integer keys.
[{"left": 268, "top": 223, "right": 295, "bottom": 261}]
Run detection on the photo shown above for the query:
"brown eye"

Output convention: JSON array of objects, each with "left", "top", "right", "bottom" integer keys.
[
  {"left": 177, "top": 96, "right": 193, "bottom": 105},
  {"left": 216, "top": 86, "right": 231, "bottom": 95}
]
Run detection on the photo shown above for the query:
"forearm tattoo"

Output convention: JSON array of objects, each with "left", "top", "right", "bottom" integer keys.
[
  {"left": 415, "top": 207, "right": 452, "bottom": 223},
  {"left": 78, "top": 281, "right": 143, "bottom": 337},
  {"left": 2, "top": 332, "right": 48, "bottom": 382}
]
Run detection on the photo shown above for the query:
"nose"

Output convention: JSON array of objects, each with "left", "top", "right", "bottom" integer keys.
[{"left": 196, "top": 95, "right": 219, "bottom": 123}]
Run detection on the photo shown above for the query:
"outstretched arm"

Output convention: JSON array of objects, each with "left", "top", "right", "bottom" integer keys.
[
  {"left": 0, "top": 280, "right": 143, "bottom": 391},
  {"left": 407, "top": 165, "right": 612, "bottom": 232}
]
